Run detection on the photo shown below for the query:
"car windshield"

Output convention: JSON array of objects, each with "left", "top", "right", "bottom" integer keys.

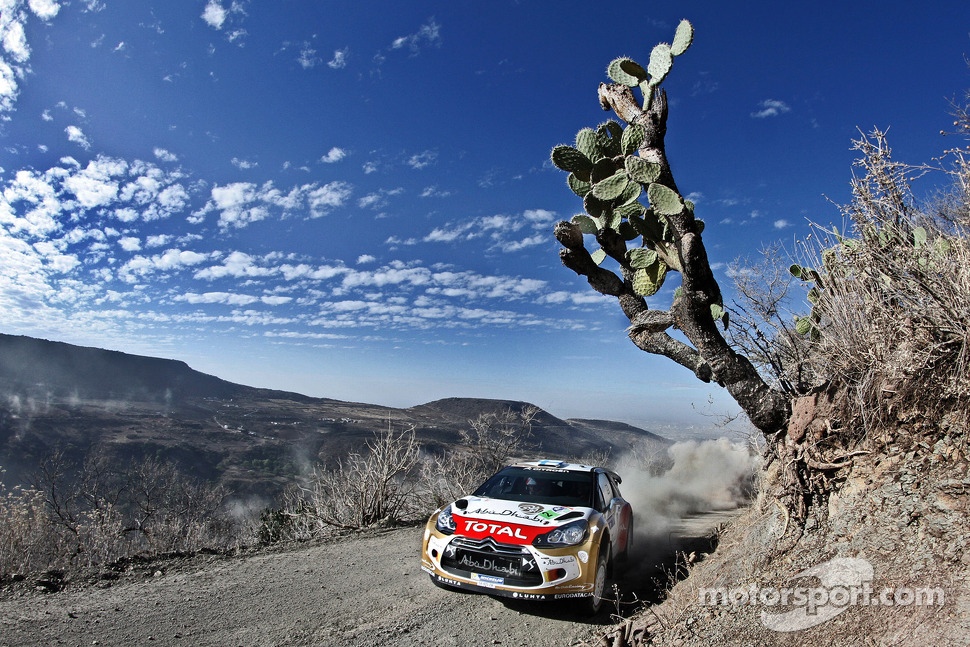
[{"left": 472, "top": 467, "right": 595, "bottom": 507}]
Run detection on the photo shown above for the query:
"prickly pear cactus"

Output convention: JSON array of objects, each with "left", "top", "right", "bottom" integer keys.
[{"left": 550, "top": 20, "right": 701, "bottom": 301}]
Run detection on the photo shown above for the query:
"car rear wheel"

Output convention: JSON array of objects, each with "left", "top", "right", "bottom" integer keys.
[{"left": 576, "top": 546, "right": 609, "bottom": 616}]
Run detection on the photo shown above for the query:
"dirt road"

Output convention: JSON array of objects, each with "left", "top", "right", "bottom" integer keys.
[{"left": 0, "top": 517, "right": 727, "bottom": 647}]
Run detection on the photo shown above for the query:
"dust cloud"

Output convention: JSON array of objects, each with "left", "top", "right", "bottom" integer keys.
[
  {"left": 610, "top": 438, "right": 761, "bottom": 607},
  {"left": 618, "top": 437, "right": 761, "bottom": 538}
]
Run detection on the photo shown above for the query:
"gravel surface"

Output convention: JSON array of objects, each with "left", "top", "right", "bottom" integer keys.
[
  {"left": 0, "top": 526, "right": 620, "bottom": 647},
  {"left": 0, "top": 509, "right": 733, "bottom": 647}
]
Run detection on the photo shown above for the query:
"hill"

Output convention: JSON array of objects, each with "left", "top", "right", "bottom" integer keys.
[{"left": 0, "top": 334, "right": 670, "bottom": 501}]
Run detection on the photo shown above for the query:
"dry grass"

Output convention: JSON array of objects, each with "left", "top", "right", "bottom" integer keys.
[{"left": 794, "top": 129, "right": 970, "bottom": 435}]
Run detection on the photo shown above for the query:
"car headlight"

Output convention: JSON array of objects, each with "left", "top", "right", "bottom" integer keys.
[
  {"left": 435, "top": 505, "right": 456, "bottom": 534},
  {"left": 533, "top": 519, "right": 589, "bottom": 547}
]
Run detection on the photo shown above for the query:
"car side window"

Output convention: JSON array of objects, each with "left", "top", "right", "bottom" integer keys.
[
  {"left": 608, "top": 474, "right": 623, "bottom": 499},
  {"left": 596, "top": 473, "right": 614, "bottom": 511}
]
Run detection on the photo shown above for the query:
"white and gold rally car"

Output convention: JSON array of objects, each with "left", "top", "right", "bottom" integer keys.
[{"left": 421, "top": 459, "right": 634, "bottom": 615}]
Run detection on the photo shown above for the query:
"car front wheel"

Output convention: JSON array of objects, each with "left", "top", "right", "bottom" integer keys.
[{"left": 577, "top": 545, "right": 609, "bottom": 616}]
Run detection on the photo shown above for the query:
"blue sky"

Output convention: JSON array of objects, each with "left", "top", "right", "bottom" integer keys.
[{"left": 1, "top": 1, "right": 968, "bottom": 438}]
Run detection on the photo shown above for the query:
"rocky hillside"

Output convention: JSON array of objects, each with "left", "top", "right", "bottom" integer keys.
[{"left": 0, "top": 334, "right": 669, "bottom": 500}]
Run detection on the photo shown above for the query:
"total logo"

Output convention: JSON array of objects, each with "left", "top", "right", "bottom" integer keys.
[{"left": 461, "top": 520, "right": 529, "bottom": 540}]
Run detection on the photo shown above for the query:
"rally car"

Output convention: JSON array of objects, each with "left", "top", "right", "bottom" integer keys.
[{"left": 420, "top": 459, "right": 634, "bottom": 615}]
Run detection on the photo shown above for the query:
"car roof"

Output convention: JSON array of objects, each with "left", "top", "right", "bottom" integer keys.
[{"left": 506, "top": 459, "right": 621, "bottom": 482}]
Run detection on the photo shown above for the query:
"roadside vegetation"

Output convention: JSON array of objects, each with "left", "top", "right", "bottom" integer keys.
[{"left": 0, "top": 407, "right": 546, "bottom": 577}]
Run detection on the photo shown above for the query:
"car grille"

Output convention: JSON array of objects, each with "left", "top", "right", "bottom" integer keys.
[{"left": 440, "top": 536, "right": 543, "bottom": 586}]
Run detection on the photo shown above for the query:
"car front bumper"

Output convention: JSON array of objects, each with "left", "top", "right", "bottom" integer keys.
[{"left": 421, "top": 524, "right": 603, "bottom": 601}]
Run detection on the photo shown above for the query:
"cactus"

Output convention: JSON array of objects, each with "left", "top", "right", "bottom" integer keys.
[
  {"left": 621, "top": 123, "right": 645, "bottom": 154},
  {"left": 571, "top": 214, "right": 599, "bottom": 234},
  {"left": 632, "top": 257, "right": 668, "bottom": 296},
  {"left": 671, "top": 19, "right": 694, "bottom": 56},
  {"left": 575, "top": 128, "right": 601, "bottom": 161},
  {"left": 551, "top": 145, "right": 593, "bottom": 180},
  {"left": 647, "top": 43, "right": 673, "bottom": 87},
  {"left": 625, "top": 156, "right": 661, "bottom": 184},
  {"left": 647, "top": 182, "right": 683, "bottom": 216},
  {"left": 553, "top": 20, "right": 694, "bottom": 292},
  {"left": 567, "top": 173, "right": 592, "bottom": 197},
  {"left": 607, "top": 57, "right": 647, "bottom": 87},
  {"left": 591, "top": 172, "right": 632, "bottom": 201},
  {"left": 710, "top": 303, "right": 729, "bottom": 330}
]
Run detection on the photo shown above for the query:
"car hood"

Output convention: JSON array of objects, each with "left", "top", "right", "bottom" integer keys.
[{"left": 450, "top": 496, "right": 592, "bottom": 545}]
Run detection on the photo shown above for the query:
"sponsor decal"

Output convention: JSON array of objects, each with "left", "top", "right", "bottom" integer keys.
[
  {"left": 433, "top": 574, "right": 465, "bottom": 588},
  {"left": 459, "top": 555, "right": 522, "bottom": 578},
  {"left": 539, "top": 509, "right": 559, "bottom": 520},
  {"left": 467, "top": 507, "right": 545, "bottom": 523},
  {"left": 577, "top": 550, "right": 589, "bottom": 564},
  {"left": 539, "top": 555, "right": 576, "bottom": 567},
  {"left": 554, "top": 593, "right": 591, "bottom": 599},
  {"left": 471, "top": 573, "right": 505, "bottom": 588},
  {"left": 512, "top": 592, "right": 547, "bottom": 600},
  {"left": 455, "top": 517, "right": 545, "bottom": 543},
  {"left": 518, "top": 503, "right": 544, "bottom": 514}
]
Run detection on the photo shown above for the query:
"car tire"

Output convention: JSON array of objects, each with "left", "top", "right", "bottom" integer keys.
[{"left": 576, "top": 545, "right": 610, "bottom": 616}]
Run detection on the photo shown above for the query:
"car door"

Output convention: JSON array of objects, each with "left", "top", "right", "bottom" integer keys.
[{"left": 596, "top": 472, "right": 632, "bottom": 557}]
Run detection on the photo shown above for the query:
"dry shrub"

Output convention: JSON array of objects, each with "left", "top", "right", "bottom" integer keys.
[
  {"left": 0, "top": 478, "right": 57, "bottom": 575},
  {"left": 279, "top": 427, "right": 422, "bottom": 535},
  {"left": 794, "top": 129, "right": 970, "bottom": 433},
  {"left": 0, "top": 451, "right": 232, "bottom": 577},
  {"left": 418, "top": 406, "right": 537, "bottom": 508},
  {"left": 270, "top": 408, "right": 537, "bottom": 540}
]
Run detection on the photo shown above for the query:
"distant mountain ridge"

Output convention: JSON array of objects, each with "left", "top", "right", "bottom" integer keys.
[
  {"left": 0, "top": 334, "right": 668, "bottom": 498},
  {"left": 0, "top": 333, "right": 244, "bottom": 402}
]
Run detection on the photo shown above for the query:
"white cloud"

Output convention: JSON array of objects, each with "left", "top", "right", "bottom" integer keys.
[
  {"left": 420, "top": 209, "right": 554, "bottom": 253},
  {"left": 495, "top": 234, "right": 545, "bottom": 253},
  {"left": 145, "top": 234, "right": 171, "bottom": 248},
  {"left": 391, "top": 18, "right": 441, "bottom": 55},
  {"left": 306, "top": 181, "right": 352, "bottom": 216},
  {"left": 154, "top": 147, "right": 177, "bottom": 162},
  {"left": 773, "top": 219, "right": 790, "bottom": 229},
  {"left": 297, "top": 44, "right": 319, "bottom": 69},
  {"left": 194, "top": 250, "right": 275, "bottom": 281},
  {"left": 118, "top": 236, "right": 141, "bottom": 252},
  {"left": 65, "top": 125, "right": 91, "bottom": 149},
  {"left": 523, "top": 209, "right": 556, "bottom": 225},
  {"left": 358, "top": 187, "right": 402, "bottom": 210},
  {"left": 231, "top": 157, "right": 257, "bottom": 170},
  {"left": 118, "top": 248, "right": 210, "bottom": 283},
  {"left": 328, "top": 47, "right": 349, "bottom": 69},
  {"left": 28, "top": 0, "right": 60, "bottom": 20},
  {"left": 408, "top": 150, "right": 437, "bottom": 169},
  {"left": 356, "top": 254, "right": 376, "bottom": 264},
  {"left": 3, "top": 18, "right": 29, "bottom": 64},
  {"left": 751, "top": 99, "right": 791, "bottom": 119},
  {"left": 64, "top": 171, "right": 119, "bottom": 208},
  {"left": 320, "top": 147, "right": 346, "bottom": 163},
  {"left": 420, "top": 185, "right": 451, "bottom": 198},
  {"left": 201, "top": 0, "right": 227, "bottom": 29},
  {"left": 177, "top": 291, "right": 289, "bottom": 307}
]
